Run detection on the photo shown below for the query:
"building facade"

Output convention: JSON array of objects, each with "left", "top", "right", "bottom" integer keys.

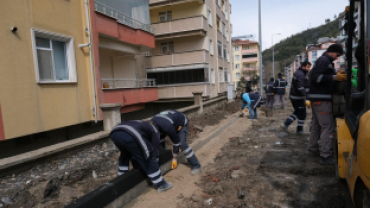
[
  {"left": 232, "top": 40, "right": 260, "bottom": 87},
  {"left": 0, "top": 0, "right": 157, "bottom": 157},
  {"left": 146, "top": 0, "right": 233, "bottom": 100}
]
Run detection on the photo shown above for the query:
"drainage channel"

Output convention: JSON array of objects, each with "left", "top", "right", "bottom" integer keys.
[{"left": 66, "top": 117, "right": 240, "bottom": 208}]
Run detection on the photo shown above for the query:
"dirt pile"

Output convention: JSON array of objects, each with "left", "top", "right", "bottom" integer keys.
[{"left": 179, "top": 103, "right": 354, "bottom": 208}]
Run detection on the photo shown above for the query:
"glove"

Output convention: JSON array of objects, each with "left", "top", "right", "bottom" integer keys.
[
  {"left": 337, "top": 73, "right": 347, "bottom": 81},
  {"left": 305, "top": 100, "right": 311, "bottom": 108},
  {"left": 171, "top": 159, "right": 178, "bottom": 169},
  {"left": 239, "top": 110, "right": 242, "bottom": 113}
]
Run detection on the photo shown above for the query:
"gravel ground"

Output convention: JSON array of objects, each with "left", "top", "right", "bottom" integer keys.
[{"left": 181, "top": 102, "right": 354, "bottom": 208}]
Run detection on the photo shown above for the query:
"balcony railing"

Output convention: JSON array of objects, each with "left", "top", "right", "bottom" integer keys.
[
  {"left": 242, "top": 67, "right": 258, "bottom": 72},
  {"left": 146, "top": 50, "right": 209, "bottom": 68},
  {"left": 94, "top": 2, "right": 154, "bottom": 34},
  {"left": 101, "top": 79, "right": 156, "bottom": 89},
  {"left": 152, "top": 16, "right": 207, "bottom": 37}
]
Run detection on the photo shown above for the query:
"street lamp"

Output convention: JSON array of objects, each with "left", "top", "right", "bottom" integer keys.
[
  {"left": 272, "top": 33, "right": 281, "bottom": 79},
  {"left": 258, "top": 0, "right": 263, "bottom": 96}
]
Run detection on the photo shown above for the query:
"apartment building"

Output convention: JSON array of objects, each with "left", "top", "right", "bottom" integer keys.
[
  {"left": 232, "top": 40, "right": 260, "bottom": 86},
  {"left": 306, "top": 38, "right": 342, "bottom": 70},
  {"left": 146, "top": 0, "right": 233, "bottom": 100},
  {"left": 0, "top": 0, "right": 156, "bottom": 157},
  {"left": 89, "top": 0, "right": 157, "bottom": 116}
]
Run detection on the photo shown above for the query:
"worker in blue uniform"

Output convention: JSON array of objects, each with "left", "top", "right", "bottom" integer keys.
[
  {"left": 109, "top": 120, "right": 173, "bottom": 193},
  {"left": 151, "top": 110, "right": 201, "bottom": 175},
  {"left": 236, "top": 93, "right": 262, "bottom": 119}
]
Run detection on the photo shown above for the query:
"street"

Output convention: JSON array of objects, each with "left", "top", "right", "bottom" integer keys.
[{"left": 127, "top": 102, "right": 354, "bottom": 208}]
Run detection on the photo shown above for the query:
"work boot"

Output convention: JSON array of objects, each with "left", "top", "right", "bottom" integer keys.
[
  {"left": 319, "top": 156, "right": 335, "bottom": 165},
  {"left": 280, "top": 123, "right": 289, "bottom": 133},
  {"left": 157, "top": 182, "right": 173, "bottom": 193},
  {"left": 191, "top": 166, "right": 201, "bottom": 175},
  {"left": 297, "top": 131, "right": 310, "bottom": 136}
]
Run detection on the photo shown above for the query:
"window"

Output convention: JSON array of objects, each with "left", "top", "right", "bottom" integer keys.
[
  {"left": 32, "top": 29, "right": 76, "bottom": 83},
  {"left": 236, "top": 72, "right": 241, "bottom": 78},
  {"left": 219, "top": 68, "right": 224, "bottom": 82},
  {"left": 225, "top": 29, "right": 228, "bottom": 40},
  {"left": 147, "top": 68, "right": 207, "bottom": 85},
  {"left": 225, "top": 9, "right": 228, "bottom": 20},
  {"left": 217, "top": 41, "right": 222, "bottom": 57},
  {"left": 224, "top": 69, "right": 229, "bottom": 82},
  {"left": 244, "top": 45, "right": 249, "bottom": 50},
  {"left": 211, "top": 68, "right": 215, "bottom": 83},
  {"left": 235, "top": 64, "right": 240, "bottom": 69},
  {"left": 227, "top": 51, "right": 230, "bottom": 62},
  {"left": 312, "top": 50, "right": 317, "bottom": 57},
  {"left": 223, "top": 45, "right": 227, "bottom": 59},
  {"left": 242, "top": 53, "right": 257, "bottom": 59},
  {"left": 245, "top": 63, "right": 250, "bottom": 68},
  {"left": 235, "top": 55, "right": 240, "bottom": 60},
  {"left": 222, "top": 23, "right": 226, "bottom": 37},
  {"left": 159, "top": 11, "right": 172, "bottom": 22},
  {"left": 217, "top": 0, "right": 221, "bottom": 7},
  {"left": 208, "top": 10, "right": 212, "bottom": 26},
  {"left": 161, "top": 42, "right": 174, "bottom": 54},
  {"left": 217, "top": 17, "right": 221, "bottom": 31},
  {"left": 235, "top": 46, "right": 239, "bottom": 51},
  {"left": 209, "top": 39, "right": 214, "bottom": 55}
]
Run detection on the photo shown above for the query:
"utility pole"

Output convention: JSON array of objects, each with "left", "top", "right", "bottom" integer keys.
[
  {"left": 272, "top": 33, "right": 281, "bottom": 79},
  {"left": 258, "top": 0, "right": 263, "bottom": 96}
]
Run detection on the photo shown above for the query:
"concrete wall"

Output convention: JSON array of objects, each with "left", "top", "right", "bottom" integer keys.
[
  {"left": 99, "top": 49, "right": 136, "bottom": 80},
  {"left": 152, "top": 36, "right": 206, "bottom": 54},
  {"left": 0, "top": 0, "right": 94, "bottom": 140}
]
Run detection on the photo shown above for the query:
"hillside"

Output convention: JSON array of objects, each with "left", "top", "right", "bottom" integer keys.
[{"left": 262, "top": 15, "right": 342, "bottom": 79}]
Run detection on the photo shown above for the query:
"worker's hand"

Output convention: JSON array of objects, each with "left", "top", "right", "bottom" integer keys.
[
  {"left": 171, "top": 158, "right": 178, "bottom": 169},
  {"left": 305, "top": 100, "right": 311, "bottom": 108},
  {"left": 337, "top": 73, "right": 347, "bottom": 81}
]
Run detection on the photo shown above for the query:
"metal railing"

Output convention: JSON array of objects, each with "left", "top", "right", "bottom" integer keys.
[
  {"left": 101, "top": 79, "right": 156, "bottom": 89},
  {"left": 94, "top": 2, "right": 154, "bottom": 34}
]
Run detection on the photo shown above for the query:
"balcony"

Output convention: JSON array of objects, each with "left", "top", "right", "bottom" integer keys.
[
  {"left": 101, "top": 79, "right": 156, "bottom": 89},
  {"left": 157, "top": 83, "right": 213, "bottom": 99},
  {"left": 242, "top": 48, "right": 258, "bottom": 54},
  {"left": 94, "top": 1, "right": 154, "bottom": 34},
  {"left": 152, "top": 16, "right": 208, "bottom": 39},
  {"left": 146, "top": 50, "right": 209, "bottom": 68},
  {"left": 149, "top": 0, "right": 205, "bottom": 7},
  {"left": 242, "top": 57, "right": 258, "bottom": 63},
  {"left": 242, "top": 67, "right": 258, "bottom": 72}
]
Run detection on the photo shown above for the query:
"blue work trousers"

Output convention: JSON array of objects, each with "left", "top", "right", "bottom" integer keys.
[
  {"left": 110, "top": 131, "right": 165, "bottom": 187},
  {"left": 178, "top": 126, "right": 201, "bottom": 169}
]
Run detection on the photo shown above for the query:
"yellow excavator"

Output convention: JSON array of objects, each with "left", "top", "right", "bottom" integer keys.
[{"left": 333, "top": 0, "right": 370, "bottom": 207}]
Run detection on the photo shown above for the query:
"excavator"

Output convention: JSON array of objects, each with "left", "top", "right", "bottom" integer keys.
[{"left": 333, "top": 0, "right": 370, "bottom": 207}]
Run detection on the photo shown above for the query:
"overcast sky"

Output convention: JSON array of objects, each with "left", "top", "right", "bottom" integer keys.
[{"left": 230, "top": 0, "right": 349, "bottom": 50}]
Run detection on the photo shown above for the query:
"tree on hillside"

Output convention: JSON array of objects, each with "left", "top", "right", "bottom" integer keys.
[{"left": 325, "top": 18, "right": 330, "bottom": 23}]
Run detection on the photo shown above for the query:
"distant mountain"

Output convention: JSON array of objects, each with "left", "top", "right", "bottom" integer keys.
[{"left": 262, "top": 14, "right": 343, "bottom": 79}]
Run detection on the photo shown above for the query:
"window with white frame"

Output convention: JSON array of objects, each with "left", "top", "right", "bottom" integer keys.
[
  {"left": 222, "top": 23, "right": 226, "bottom": 37},
  {"left": 236, "top": 72, "right": 241, "bottom": 78},
  {"left": 217, "top": 41, "right": 222, "bottom": 57},
  {"left": 208, "top": 9, "right": 212, "bottom": 26},
  {"left": 244, "top": 45, "right": 249, "bottom": 50},
  {"left": 161, "top": 42, "right": 174, "bottom": 54},
  {"left": 225, "top": 8, "right": 228, "bottom": 20},
  {"left": 235, "top": 55, "right": 240, "bottom": 60},
  {"left": 211, "top": 68, "right": 215, "bottom": 83},
  {"left": 219, "top": 68, "right": 224, "bottom": 82},
  {"left": 235, "top": 46, "right": 239, "bottom": 51},
  {"left": 225, "top": 29, "right": 228, "bottom": 40},
  {"left": 227, "top": 51, "right": 230, "bottom": 62},
  {"left": 159, "top": 11, "right": 172, "bottom": 22},
  {"left": 209, "top": 39, "right": 214, "bottom": 55},
  {"left": 217, "top": 0, "right": 221, "bottom": 7},
  {"left": 32, "top": 29, "right": 76, "bottom": 83},
  {"left": 235, "top": 64, "right": 240, "bottom": 69}
]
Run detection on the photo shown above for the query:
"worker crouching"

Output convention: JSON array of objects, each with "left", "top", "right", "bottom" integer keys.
[
  {"left": 109, "top": 120, "right": 173, "bottom": 193},
  {"left": 236, "top": 93, "right": 262, "bottom": 119},
  {"left": 151, "top": 110, "right": 202, "bottom": 175}
]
